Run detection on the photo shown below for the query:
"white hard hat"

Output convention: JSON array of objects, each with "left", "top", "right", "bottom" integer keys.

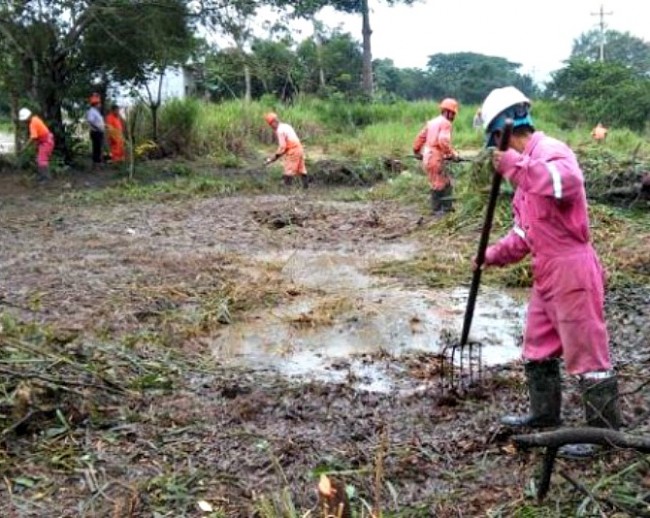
[
  {"left": 481, "top": 86, "right": 530, "bottom": 131},
  {"left": 18, "top": 108, "right": 32, "bottom": 121}
]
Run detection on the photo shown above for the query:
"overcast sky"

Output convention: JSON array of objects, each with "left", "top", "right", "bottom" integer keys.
[{"left": 290, "top": 0, "right": 650, "bottom": 84}]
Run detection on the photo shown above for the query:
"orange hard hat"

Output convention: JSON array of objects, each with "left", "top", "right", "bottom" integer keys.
[
  {"left": 89, "top": 93, "right": 101, "bottom": 105},
  {"left": 264, "top": 112, "right": 278, "bottom": 125},
  {"left": 439, "top": 98, "right": 459, "bottom": 114}
]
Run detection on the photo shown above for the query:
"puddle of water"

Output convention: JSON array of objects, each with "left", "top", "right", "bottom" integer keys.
[{"left": 213, "top": 245, "right": 527, "bottom": 392}]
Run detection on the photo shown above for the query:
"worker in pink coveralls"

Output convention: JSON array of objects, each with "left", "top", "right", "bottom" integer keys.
[
  {"left": 478, "top": 86, "right": 620, "bottom": 457},
  {"left": 264, "top": 112, "right": 308, "bottom": 189},
  {"left": 412, "top": 98, "right": 460, "bottom": 215}
]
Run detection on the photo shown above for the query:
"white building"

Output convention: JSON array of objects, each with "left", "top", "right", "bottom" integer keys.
[{"left": 110, "top": 65, "right": 197, "bottom": 107}]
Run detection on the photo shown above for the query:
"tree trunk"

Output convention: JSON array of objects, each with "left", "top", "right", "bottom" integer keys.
[
  {"left": 243, "top": 62, "right": 252, "bottom": 103},
  {"left": 11, "top": 91, "right": 21, "bottom": 154},
  {"left": 360, "top": 0, "right": 373, "bottom": 98},
  {"left": 42, "top": 55, "right": 73, "bottom": 163},
  {"left": 312, "top": 17, "right": 326, "bottom": 91},
  {"left": 151, "top": 104, "right": 159, "bottom": 144}
]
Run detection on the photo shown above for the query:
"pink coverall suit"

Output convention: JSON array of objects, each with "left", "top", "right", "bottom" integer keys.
[
  {"left": 413, "top": 115, "right": 455, "bottom": 191},
  {"left": 485, "top": 132, "right": 612, "bottom": 375},
  {"left": 275, "top": 123, "right": 306, "bottom": 177}
]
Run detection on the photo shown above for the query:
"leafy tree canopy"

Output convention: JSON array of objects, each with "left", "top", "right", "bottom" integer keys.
[
  {"left": 426, "top": 52, "right": 537, "bottom": 104},
  {"left": 546, "top": 59, "right": 650, "bottom": 131},
  {"left": 571, "top": 29, "right": 650, "bottom": 76}
]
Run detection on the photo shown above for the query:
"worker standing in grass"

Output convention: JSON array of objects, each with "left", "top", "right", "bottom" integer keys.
[
  {"left": 472, "top": 108, "right": 484, "bottom": 131},
  {"left": 412, "top": 98, "right": 460, "bottom": 215},
  {"left": 591, "top": 122, "right": 608, "bottom": 143},
  {"left": 105, "top": 104, "right": 126, "bottom": 163},
  {"left": 86, "top": 93, "right": 105, "bottom": 168},
  {"left": 478, "top": 86, "right": 620, "bottom": 457},
  {"left": 264, "top": 112, "right": 308, "bottom": 189},
  {"left": 18, "top": 108, "right": 54, "bottom": 182}
]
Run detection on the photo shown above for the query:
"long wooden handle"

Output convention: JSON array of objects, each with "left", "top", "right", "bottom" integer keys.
[{"left": 460, "top": 120, "right": 513, "bottom": 347}]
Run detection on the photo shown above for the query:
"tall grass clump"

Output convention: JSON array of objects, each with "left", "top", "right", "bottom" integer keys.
[
  {"left": 159, "top": 98, "right": 201, "bottom": 158},
  {"left": 195, "top": 100, "right": 264, "bottom": 158}
]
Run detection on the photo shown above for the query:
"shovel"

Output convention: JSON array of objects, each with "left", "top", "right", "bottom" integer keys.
[{"left": 451, "top": 119, "right": 514, "bottom": 387}]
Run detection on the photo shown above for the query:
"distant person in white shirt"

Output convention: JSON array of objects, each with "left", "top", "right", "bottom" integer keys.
[
  {"left": 472, "top": 108, "right": 484, "bottom": 131},
  {"left": 86, "top": 93, "right": 105, "bottom": 168}
]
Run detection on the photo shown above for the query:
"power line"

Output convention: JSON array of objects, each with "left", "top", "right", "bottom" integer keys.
[{"left": 590, "top": 4, "right": 613, "bottom": 62}]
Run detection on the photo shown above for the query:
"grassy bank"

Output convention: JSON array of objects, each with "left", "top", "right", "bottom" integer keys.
[{"left": 151, "top": 97, "right": 650, "bottom": 163}]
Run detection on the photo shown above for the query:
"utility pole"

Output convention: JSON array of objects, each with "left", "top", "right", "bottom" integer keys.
[{"left": 591, "top": 4, "right": 613, "bottom": 62}]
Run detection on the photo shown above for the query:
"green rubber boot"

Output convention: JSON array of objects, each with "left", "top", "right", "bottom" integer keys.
[
  {"left": 559, "top": 374, "right": 621, "bottom": 458},
  {"left": 501, "top": 359, "right": 562, "bottom": 428}
]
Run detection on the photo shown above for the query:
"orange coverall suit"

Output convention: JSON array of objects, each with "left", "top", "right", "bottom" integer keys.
[
  {"left": 105, "top": 112, "right": 125, "bottom": 162},
  {"left": 275, "top": 123, "right": 306, "bottom": 177},
  {"left": 591, "top": 124, "right": 607, "bottom": 143},
  {"left": 29, "top": 116, "right": 54, "bottom": 167},
  {"left": 413, "top": 115, "right": 456, "bottom": 191}
]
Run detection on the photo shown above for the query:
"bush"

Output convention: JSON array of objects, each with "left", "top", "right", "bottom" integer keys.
[{"left": 159, "top": 99, "right": 201, "bottom": 158}]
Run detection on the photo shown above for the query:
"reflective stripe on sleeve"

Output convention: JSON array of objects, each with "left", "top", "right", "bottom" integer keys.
[
  {"left": 513, "top": 225, "right": 526, "bottom": 240},
  {"left": 546, "top": 162, "right": 563, "bottom": 199}
]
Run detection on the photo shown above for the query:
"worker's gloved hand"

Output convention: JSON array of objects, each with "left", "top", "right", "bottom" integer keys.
[{"left": 412, "top": 151, "right": 423, "bottom": 161}]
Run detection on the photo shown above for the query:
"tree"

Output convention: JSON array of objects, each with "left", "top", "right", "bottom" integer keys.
[
  {"left": 0, "top": 0, "right": 196, "bottom": 156},
  {"left": 426, "top": 52, "right": 537, "bottom": 104},
  {"left": 0, "top": 1, "right": 105, "bottom": 158},
  {"left": 252, "top": 37, "right": 300, "bottom": 100},
  {"left": 83, "top": 0, "right": 195, "bottom": 143},
  {"left": 200, "top": 0, "right": 260, "bottom": 102},
  {"left": 297, "top": 30, "right": 363, "bottom": 97},
  {"left": 372, "top": 59, "right": 438, "bottom": 100},
  {"left": 571, "top": 29, "right": 650, "bottom": 76},
  {"left": 272, "top": 0, "right": 419, "bottom": 98},
  {"left": 546, "top": 59, "right": 650, "bottom": 131}
]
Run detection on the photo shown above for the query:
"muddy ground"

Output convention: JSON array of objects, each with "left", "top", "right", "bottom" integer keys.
[{"left": 0, "top": 168, "right": 649, "bottom": 517}]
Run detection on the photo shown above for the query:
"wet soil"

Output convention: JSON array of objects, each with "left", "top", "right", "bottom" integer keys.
[{"left": 0, "top": 170, "right": 648, "bottom": 517}]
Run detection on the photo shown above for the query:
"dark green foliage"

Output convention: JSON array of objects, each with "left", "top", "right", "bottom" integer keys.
[
  {"left": 546, "top": 59, "right": 650, "bottom": 131},
  {"left": 571, "top": 29, "right": 650, "bottom": 75},
  {"left": 426, "top": 52, "right": 538, "bottom": 104},
  {"left": 159, "top": 99, "right": 201, "bottom": 158}
]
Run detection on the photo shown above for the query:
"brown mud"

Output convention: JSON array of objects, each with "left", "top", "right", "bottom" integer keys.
[{"left": 0, "top": 169, "right": 648, "bottom": 517}]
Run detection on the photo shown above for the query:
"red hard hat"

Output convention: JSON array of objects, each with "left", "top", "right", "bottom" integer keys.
[{"left": 439, "top": 98, "right": 459, "bottom": 114}]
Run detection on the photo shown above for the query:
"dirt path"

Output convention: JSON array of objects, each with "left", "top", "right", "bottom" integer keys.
[{"left": 0, "top": 181, "right": 648, "bottom": 517}]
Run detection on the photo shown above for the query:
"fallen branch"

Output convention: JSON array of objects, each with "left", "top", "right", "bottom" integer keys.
[
  {"left": 514, "top": 427, "right": 650, "bottom": 501},
  {"left": 558, "top": 470, "right": 608, "bottom": 518},
  {"left": 559, "top": 469, "right": 645, "bottom": 517},
  {"left": 513, "top": 427, "right": 650, "bottom": 453}
]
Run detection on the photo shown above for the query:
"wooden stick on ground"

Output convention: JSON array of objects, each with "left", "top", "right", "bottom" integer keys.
[
  {"left": 513, "top": 427, "right": 650, "bottom": 453},
  {"left": 513, "top": 427, "right": 650, "bottom": 500}
]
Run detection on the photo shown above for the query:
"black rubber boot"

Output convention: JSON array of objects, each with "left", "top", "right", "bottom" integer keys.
[
  {"left": 430, "top": 189, "right": 442, "bottom": 215},
  {"left": 283, "top": 175, "right": 293, "bottom": 187},
  {"left": 559, "top": 374, "right": 621, "bottom": 458},
  {"left": 440, "top": 184, "right": 454, "bottom": 213},
  {"left": 301, "top": 175, "right": 309, "bottom": 190},
  {"left": 37, "top": 166, "right": 51, "bottom": 182},
  {"left": 501, "top": 359, "right": 562, "bottom": 428}
]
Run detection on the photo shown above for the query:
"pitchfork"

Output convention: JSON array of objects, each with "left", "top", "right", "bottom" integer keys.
[{"left": 447, "top": 119, "right": 514, "bottom": 391}]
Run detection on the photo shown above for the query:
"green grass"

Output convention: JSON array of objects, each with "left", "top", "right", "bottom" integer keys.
[{"left": 153, "top": 97, "right": 650, "bottom": 166}]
